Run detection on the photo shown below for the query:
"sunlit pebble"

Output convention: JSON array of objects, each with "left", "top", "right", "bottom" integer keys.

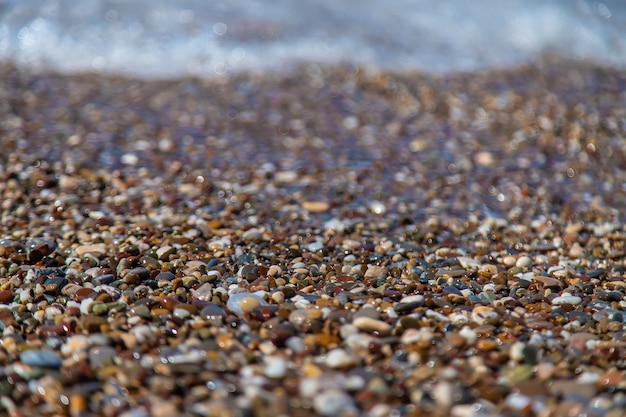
[
  {"left": 158, "top": 138, "right": 174, "bottom": 153},
  {"left": 120, "top": 153, "right": 139, "bottom": 166},
  {"left": 67, "top": 135, "right": 82, "bottom": 146},
  {"left": 325, "top": 348, "right": 357, "bottom": 368},
  {"left": 369, "top": 201, "right": 386, "bottom": 215}
]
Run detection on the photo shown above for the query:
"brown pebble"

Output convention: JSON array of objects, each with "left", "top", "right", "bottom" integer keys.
[{"left": 0, "top": 290, "right": 14, "bottom": 304}]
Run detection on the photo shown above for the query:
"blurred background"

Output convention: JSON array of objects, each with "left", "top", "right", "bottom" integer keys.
[{"left": 1, "top": 0, "right": 625, "bottom": 78}]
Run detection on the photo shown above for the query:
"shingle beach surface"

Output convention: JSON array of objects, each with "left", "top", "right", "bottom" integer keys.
[{"left": 0, "top": 57, "right": 626, "bottom": 416}]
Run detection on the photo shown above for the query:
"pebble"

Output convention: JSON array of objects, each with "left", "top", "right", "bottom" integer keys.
[
  {"left": 1, "top": 60, "right": 626, "bottom": 416},
  {"left": 313, "top": 389, "right": 358, "bottom": 416},
  {"left": 325, "top": 348, "right": 358, "bottom": 368},
  {"left": 20, "top": 350, "right": 62, "bottom": 368},
  {"left": 352, "top": 316, "right": 391, "bottom": 333},
  {"left": 226, "top": 292, "right": 268, "bottom": 316},
  {"left": 552, "top": 293, "right": 583, "bottom": 305},
  {"left": 264, "top": 355, "right": 288, "bottom": 378}
]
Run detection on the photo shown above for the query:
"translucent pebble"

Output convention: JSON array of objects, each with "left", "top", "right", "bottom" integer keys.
[
  {"left": 226, "top": 292, "right": 268, "bottom": 316},
  {"left": 313, "top": 389, "right": 358, "bottom": 416}
]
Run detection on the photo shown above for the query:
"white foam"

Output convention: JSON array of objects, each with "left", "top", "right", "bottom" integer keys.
[{"left": 1, "top": 0, "right": 624, "bottom": 78}]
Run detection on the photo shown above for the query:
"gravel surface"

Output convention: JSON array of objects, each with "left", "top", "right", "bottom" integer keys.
[{"left": 0, "top": 57, "right": 625, "bottom": 416}]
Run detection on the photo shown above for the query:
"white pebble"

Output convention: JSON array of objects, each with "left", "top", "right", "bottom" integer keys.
[
  {"left": 352, "top": 317, "right": 391, "bottom": 333},
  {"left": 400, "top": 294, "right": 424, "bottom": 305},
  {"left": 516, "top": 256, "right": 533, "bottom": 268},
  {"left": 551, "top": 293, "right": 582, "bottom": 305},
  {"left": 264, "top": 356, "right": 288, "bottom": 379},
  {"left": 313, "top": 389, "right": 358, "bottom": 417},
  {"left": 325, "top": 348, "right": 357, "bottom": 368},
  {"left": 459, "top": 326, "right": 477, "bottom": 344}
]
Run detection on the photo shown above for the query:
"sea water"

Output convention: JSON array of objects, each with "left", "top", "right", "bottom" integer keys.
[{"left": 1, "top": 0, "right": 624, "bottom": 77}]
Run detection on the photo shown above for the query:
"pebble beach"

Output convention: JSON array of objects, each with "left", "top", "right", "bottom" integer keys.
[{"left": 1, "top": 56, "right": 626, "bottom": 416}]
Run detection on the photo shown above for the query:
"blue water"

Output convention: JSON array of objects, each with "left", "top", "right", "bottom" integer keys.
[{"left": 1, "top": 0, "right": 625, "bottom": 77}]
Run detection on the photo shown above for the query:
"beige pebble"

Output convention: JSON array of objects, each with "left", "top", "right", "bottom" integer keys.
[
  {"left": 364, "top": 265, "right": 386, "bottom": 278},
  {"left": 301, "top": 201, "right": 330, "bottom": 212},
  {"left": 569, "top": 243, "right": 585, "bottom": 259},
  {"left": 515, "top": 256, "right": 533, "bottom": 268},
  {"left": 352, "top": 316, "right": 391, "bottom": 333},
  {"left": 239, "top": 297, "right": 262, "bottom": 313},
  {"left": 268, "top": 265, "right": 282, "bottom": 276},
  {"left": 75, "top": 244, "right": 106, "bottom": 257},
  {"left": 502, "top": 256, "right": 517, "bottom": 268},
  {"left": 472, "top": 306, "right": 500, "bottom": 325},
  {"left": 480, "top": 264, "right": 498, "bottom": 276}
]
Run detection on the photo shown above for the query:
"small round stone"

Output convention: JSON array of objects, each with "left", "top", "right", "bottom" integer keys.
[
  {"left": 352, "top": 316, "right": 391, "bottom": 333},
  {"left": 20, "top": 350, "right": 62, "bottom": 368},
  {"left": 325, "top": 348, "right": 358, "bottom": 369},
  {"left": 552, "top": 293, "right": 583, "bottom": 305}
]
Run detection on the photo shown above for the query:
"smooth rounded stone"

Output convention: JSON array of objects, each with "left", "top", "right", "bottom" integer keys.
[
  {"left": 93, "top": 274, "right": 115, "bottom": 286},
  {"left": 91, "top": 302, "right": 108, "bottom": 315},
  {"left": 399, "top": 294, "right": 424, "bottom": 305},
  {"left": 140, "top": 255, "right": 160, "bottom": 270},
  {"left": 239, "top": 265, "right": 259, "bottom": 282},
  {"left": 313, "top": 389, "right": 358, "bottom": 416},
  {"left": 352, "top": 316, "right": 391, "bottom": 333},
  {"left": 400, "top": 327, "right": 434, "bottom": 345},
  {"left": 269, "top": 323, "right": 298, "bottom": 347},
  {"left": 264, "top": 355, "right": 288, "bottom": 378},
  {"left": 199, "top": 304, "right": 227, "bottom": 321},
  {"left": 325, "top": 348, "right": 358, "bottom": 369},
  {"left": 301, "top": 201, "right": 330, "bottom": 213},
  {"left": 173, "top": 308, "right": 191, "bottom": 320},
  {"left": 307, "top": 241, "right": 324, "bottom": 252},
  {"left": 125, "top": 267, "right": 151, "bottom": 284},
  {"left": 532, "top": 275, "right": 562, "bottom": 288},
  {"left": 443, "top": 285, "right": 463, "bottom": 296},
  {"left": 156, "top": 245, "right": 175, "bottom": 260},
  {"left": 457, "top": 256, "right": 481, "bottom": 269},
  {"left": 267, "top": 265, "right": 282, "bottom": 277},
  {"left": 289, "top": 308, "right": 323, "bottom": 329},
  {"left": 131, "top": 304, "right": 152, "bottom": 320},
  {"left": 226, "top": 292, "right": 268, "bottom": 316},
  {"left": 75, "top": 244, "right": 106, "bottom": 257},
  {"left": 552, "top": 293, "right": 583, "bottom": 306},
  {"left": 516, "top": 256, "right": 533, "bottom": 268},
  {"left": 242, "top": 228, "right": 263, "bottom": 243},
  {"left": 352, "top": 306, "right": 380, "bottom": 320},
  {"left": 88, "top": 346, "right": 117, "bottom": 368},
  {"left": 364, "top": 265, "right": 386, "bottom": 278},
  {"left": 285, "top": 336, "right": 305, "bottom": 354},
  {"left": 20, "top": 350, "right": 62, "bottom": 368},
  {"left": 192, "top": 283, "right": 213, "bottom": 301},
  {"left": 0, "top": 290, "right": 14, "bottom": 304},
  {"left": 270, "top": 291, "right": 285, "bottom": 304},
  {"left": 502, "top": 256, "right": 517, "bottom": 268},
  {"left": 471, "top": 306, "right": 500, "bottom": 325}
]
